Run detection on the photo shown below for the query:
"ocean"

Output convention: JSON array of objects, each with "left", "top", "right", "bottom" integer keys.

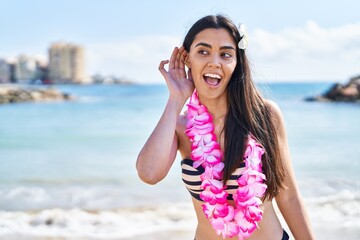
[{"left": 0, "top": 83, "right": 359, "bottom": 239}]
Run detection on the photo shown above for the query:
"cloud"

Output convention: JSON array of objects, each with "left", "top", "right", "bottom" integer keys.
[
  {"left": 86, "top": 21, "right": 360, "bottom": 83},
  {"left": 86, "top": 35, "right": 181, "bottom": 83},
  {"left": 249, "top": 21, "right": 360, "bottom": 82}
]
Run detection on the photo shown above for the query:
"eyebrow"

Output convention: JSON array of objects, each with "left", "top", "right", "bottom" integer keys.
[{"left": 194, "top": 42, "right": 236, "bottom": 51}]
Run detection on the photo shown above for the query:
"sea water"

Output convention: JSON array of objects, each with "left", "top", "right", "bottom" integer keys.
[{"left": 0, "top": 83, "right": 359, "bottom": 239}]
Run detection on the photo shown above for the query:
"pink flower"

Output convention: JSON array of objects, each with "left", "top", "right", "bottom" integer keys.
[
  {"left": 202, "top": 141, "right": 220, "bottom": 153},
  {"left": 245, "top": 205, "right": 263, "bottom": 222},
  {"left": 200, "top": 185, "right": 228, "bottom": 205},
  {"left": 192, "top": 133, "right": 215, "bottom": 148},
  {"left": 193, "top": 112, "right": 212, "bottom": 124},
  {"left": 202, "top": 202, "right": 216, "bottom": 218},
  {"left": 207, "top": 148, "right": 222, "bottom": 161},
  {"left": 210, "top": 206, "right": 239, "bottom": 238},
  {"left": 237, "top": 195, "right": 262, "bottom": 210},
  {"left": 195, "top": 122, "right": 214, "bottom": 134},
  {"left": 185, "top": 122, "right": 214, "bottom": 138},
  {"left": 201, "top": 178, "right": 223, "bottom": 189},
  {"left": 192, "top": 140, "right": 222, "bottom": 168},
  {"left": 244, "top": 136, "right": 265, "bottom": 170},
  {"left": 213, "top": 203, "right": 232, "bottom": 218},
  {"left": 200, "top": 162, "right": 224, "bottom": 180},
  {"left": 233, "top": 185, "right": 252, "bottom": 203},
  {"left": 237, "top": 169, "right": 267, "bottom": 197},
  {"left": 234, "top": 209, "right": 257, "bottom": 238}
]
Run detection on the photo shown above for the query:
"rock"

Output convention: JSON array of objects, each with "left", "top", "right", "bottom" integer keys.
[
  {"left": 304, "top": 95, "right": 331, "bottom": 102},
  {"left": 0, "top": 85, "right": 74, "bottom": 104},
  {"left": 305, "top": 75, "right": 360, "bottom": 103}
]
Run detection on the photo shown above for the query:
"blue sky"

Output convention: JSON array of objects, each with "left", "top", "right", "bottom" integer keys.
[{"left": 1, "top": 0, "right": 359, "bottom": 83}]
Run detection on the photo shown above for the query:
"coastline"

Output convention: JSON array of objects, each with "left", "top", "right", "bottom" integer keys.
[
  {"left": 0, "top": 230, "right": 195, "bottom": 240},
  {"left": 1, "top": 226, "right": 359, "bottom": 240},
  {"left": 0, "top": 84, "right": 73, "bottom": 104},
  {"left": 1, "top": 200, "right": 359, "bottom": 240}
]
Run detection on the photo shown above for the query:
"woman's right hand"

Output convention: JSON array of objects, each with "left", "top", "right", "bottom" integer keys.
[
  {"left": 158, "top": 46, "right": 194, "bottom": 101},
  {"left": 138, "top": 47, "right": 192, "bottom": 184}
]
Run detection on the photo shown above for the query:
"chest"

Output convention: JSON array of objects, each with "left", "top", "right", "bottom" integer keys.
[
  {"left": 177, "top": 115, "right": 225, "bottom": 159},
  {"left": 181, "top": 158, "right": 245, "bottom": 201}
]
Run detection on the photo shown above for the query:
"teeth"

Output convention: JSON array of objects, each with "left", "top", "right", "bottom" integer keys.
[{"left": 204, "top": 73, "right": 221, "bottom": 79}]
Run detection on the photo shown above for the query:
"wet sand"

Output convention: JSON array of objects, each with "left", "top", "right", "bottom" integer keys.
[{"left": 2, "top": 227, "right": 360, "bottom": 240}]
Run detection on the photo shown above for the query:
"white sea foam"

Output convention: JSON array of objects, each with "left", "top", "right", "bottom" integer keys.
[
  {"left": 305, "top": 190, "right": 360, "bottom": 226},
  {"left": 0, "top": 183, "right": 359, "bottom": 239},
  {"left": 1, "top": 182, "right": 360, "bottom": 239},
  {"left": 0, "top": 202, "right": 196, "bottom": 239},
  {"left": 1, "top": 194, "right": 359, "bottom": 239},
  {"left": 0, "top": 184, "right": 184, "bottom": 211},
  {"left": 0, "top": 185, "right": 127, "bottom": 211}
]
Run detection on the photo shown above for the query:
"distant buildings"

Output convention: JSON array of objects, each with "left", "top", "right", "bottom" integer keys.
[
  {"left": 14, "top": 55, "right": 42, "bottom": 83},
  {"left": 0, "top": 59, "right": 11, "bottom": 83},
  {"left": 1, "top": 41, "right": 131, "bottom": 85},
  {"left": 0, "top": 42, "right": 89, "bottom": 84},
  {"left": 0, "top": 55, "right": 48, "bottom": 84},
  {"left": 48, "top": 42, "right": 88, "bottom": 84}
]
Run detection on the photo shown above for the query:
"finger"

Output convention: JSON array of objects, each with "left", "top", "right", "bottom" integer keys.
[
  {"left": 176, "top": 46, "right": 184, "bottom": 69},
  {"left": 169, "top": 47, "right": 178, "bottom": 70},
  {"left": 158, "top": 60, "right": 169, "bottom": 70},
  {"left": 175, "top": 46, "right": 185, "bottom": 69},
  {"left": 158, "top": 60, "right": 169, "bottom": 76},
  {"left": 178, "top": 46, "right": 185, "bottom": 57},
  {"left": 174, "top": 50, "right": 180, "bottom": 69}
]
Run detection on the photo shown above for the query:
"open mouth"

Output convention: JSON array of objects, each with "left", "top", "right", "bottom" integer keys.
[{"left": 203, "top": 73, "right": 222, "bottom": 87}]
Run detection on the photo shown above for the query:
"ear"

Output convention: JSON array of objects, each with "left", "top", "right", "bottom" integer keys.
[{"left": 185, "top": 56, "right": 191, "bottom": 68}]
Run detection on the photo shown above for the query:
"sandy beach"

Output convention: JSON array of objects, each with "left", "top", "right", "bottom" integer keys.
[
  {"left": 0, "top": 230, "right": 194, "bottom": 240},
  {"left": 2, "top": 226, "right": 360, "bottom": 240}
]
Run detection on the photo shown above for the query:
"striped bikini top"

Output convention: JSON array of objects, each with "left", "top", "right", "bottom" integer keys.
[{"left": 181, "top": 158, "right": 246, "bottom": 201}]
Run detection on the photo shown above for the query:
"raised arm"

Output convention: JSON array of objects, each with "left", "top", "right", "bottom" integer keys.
[
  {"left": 136, "top": 46, "right": 194, "bottom": 185},
  {"left": 267, "top": 101, "right": 316, "bottom": 239}
]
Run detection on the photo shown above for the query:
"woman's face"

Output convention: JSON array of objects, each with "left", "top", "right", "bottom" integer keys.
[{"left": 187, "top": 28, "right": 237, "bottom": 100}]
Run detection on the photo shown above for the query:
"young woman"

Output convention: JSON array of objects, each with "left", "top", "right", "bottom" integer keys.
[{"left": 136, "top": 15, "right": 315, "bottom": 240}]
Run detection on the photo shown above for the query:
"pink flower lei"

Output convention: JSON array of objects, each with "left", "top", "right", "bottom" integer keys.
[{"left": 185, "top": 90, "right": 267, "bottom": 239}]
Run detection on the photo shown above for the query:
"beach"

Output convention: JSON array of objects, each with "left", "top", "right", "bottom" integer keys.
[
  {"left": 1, "top": 201, "right": 359, "bottom": 240},
  {"left": 0, "top": 83, "right": 359, "bottom": 239}
]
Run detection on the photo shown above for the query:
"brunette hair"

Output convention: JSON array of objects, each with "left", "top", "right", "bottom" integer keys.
[{"left": 183, "top": 15, "right": 285, "bottom": 200}]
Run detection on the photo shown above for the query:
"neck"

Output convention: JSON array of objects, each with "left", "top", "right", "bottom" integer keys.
[{"left": 198, "top": 94, "right": 228, "bottom": 121}]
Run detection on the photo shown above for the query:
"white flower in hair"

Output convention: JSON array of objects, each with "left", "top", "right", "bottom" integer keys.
[{"left": 238, "top": 23, "right": 248, "bottom": 49}]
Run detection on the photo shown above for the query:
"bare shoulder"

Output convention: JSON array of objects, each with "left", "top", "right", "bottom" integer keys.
[
  {"left": 264, "top": 99, "right": 282, "bottom": 118},
  {"left": 264, "top": 99, "right": 286, "bottom": 132}
]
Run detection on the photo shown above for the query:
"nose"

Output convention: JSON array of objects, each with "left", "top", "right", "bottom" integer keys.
[{"left": 207, "top": 55, "right": 221, "bottom": 68}]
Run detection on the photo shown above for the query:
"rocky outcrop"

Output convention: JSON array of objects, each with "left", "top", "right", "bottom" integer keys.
[
  {"left": 305, "top": 75, "right": 360, "bottom": 102},
  {"left": 0, "top": 85, "right": 73, "bottom": 104}
]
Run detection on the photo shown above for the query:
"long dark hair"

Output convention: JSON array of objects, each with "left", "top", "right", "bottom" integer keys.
[{"left": 183, "top": 15, "right": 285, "bottom": 200}]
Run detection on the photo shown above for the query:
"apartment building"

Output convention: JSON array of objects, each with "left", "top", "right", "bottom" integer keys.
[{"left": 48, "top": 42, "right": 87, "bottom": 84}]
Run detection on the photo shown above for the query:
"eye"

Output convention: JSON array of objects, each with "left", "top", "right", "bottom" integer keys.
[
  {"left": 197, "top": 49, "right": 209, "bottom": 55},
  {"left": 221, "top": 52, "right": 232, "bottom": 59}
]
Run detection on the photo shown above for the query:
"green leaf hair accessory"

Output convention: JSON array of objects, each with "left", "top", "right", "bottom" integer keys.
[{"left": 238, "top": 23, "right": 248, "bottom": 50}]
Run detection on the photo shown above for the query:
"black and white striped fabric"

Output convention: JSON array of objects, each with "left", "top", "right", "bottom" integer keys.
[{"left": 181, "top": 158, "right": 246, "bottom": 201}]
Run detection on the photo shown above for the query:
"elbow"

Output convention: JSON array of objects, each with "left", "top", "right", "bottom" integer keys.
[
  {"left": 136, "top": 157, "right": 164, "bottom": 185},
  {"left": 137, "top": 169, "right": 162, "bottom": 185}
]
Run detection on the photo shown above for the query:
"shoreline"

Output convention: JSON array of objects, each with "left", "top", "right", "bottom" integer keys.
[{"left": 1, "top": 226, "right": 360, "bottom": 240}]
